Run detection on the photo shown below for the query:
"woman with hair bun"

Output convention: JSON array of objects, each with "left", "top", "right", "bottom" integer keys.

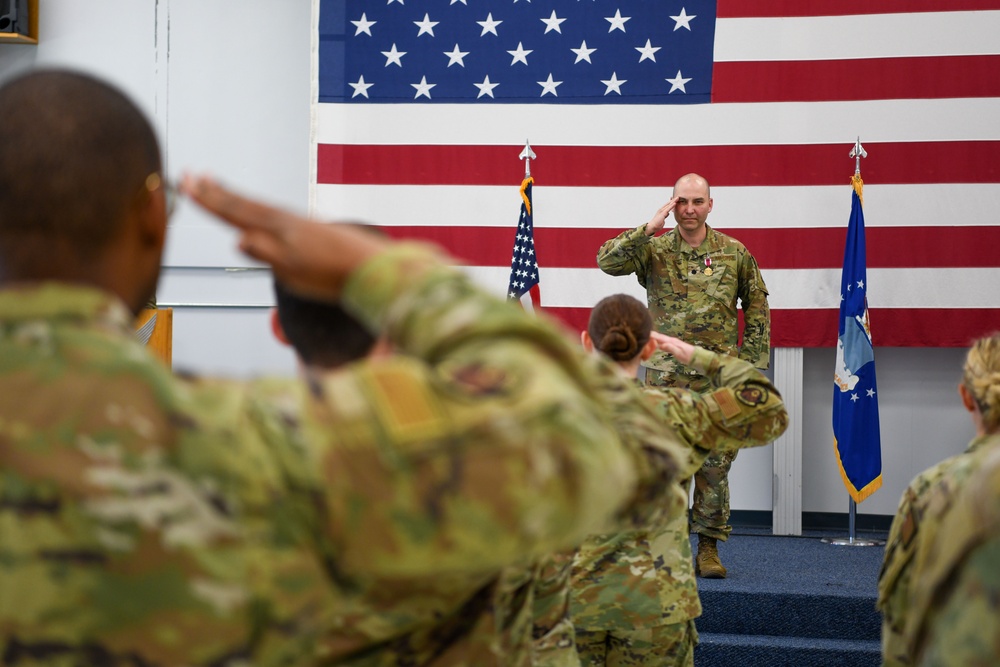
[
  {"left": 878, "top": 332, "right": 1000, "bottom": 666},
  {"left": 563, "top": 294, "right": 788, "bottom": 667}
]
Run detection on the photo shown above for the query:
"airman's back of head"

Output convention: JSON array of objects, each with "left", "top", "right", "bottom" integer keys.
[
  {"left": 0, "top": 69, "right": 161, "bottom": 275},
  {"left": 587, "top": 294, "right": 652, "bottom": 363},
  {"left": 964, "top": 332, "right": 1000, "bottom": 432},
  {"left": 273, "top": 280, "right": 377, "bottom": 369}
]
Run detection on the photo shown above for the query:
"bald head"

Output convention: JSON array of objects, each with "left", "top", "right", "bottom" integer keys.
[
  {"left": 0, "top": 70, "right": 162, "bottom": 279},
  {"left": 673, "top": 173, "right": 710, "bottom": 198}
]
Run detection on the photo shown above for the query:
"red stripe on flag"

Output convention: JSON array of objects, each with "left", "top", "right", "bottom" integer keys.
[
  {"left": 318, "top": 142, "right": 1000, "bottom": 187},
  {"left": 713, "top": 56, "right": 1000, "bottom": 104},
  {"left": 378, "top": 225, "right": 1000, "bottom": 270},
  {"left": 541, "top": 307, "right": 999, "bottom": 348},
  {"left": 717, "top": 0, "right": 1000, "bottom": 18}
]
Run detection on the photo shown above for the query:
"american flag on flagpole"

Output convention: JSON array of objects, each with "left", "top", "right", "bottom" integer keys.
[
  {"left": 508, "top": 174, "right": 540, "bottom": 310},
  {"left": 311, "top": 0, "right": 1000, "bottom": 347}
]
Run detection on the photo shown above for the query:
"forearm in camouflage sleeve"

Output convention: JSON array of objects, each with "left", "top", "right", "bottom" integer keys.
[
  {"left": 659, "top": 347, "right": 788, "bottom": 456},
  {"left": 315, "top": 245, "right": 679, "bottom": 577},
  {"left": 737, "top": 253, "right": 771, "bottom": 369},
  {"left": 596, "top": 225, "right": 652, "bottom": 279}
]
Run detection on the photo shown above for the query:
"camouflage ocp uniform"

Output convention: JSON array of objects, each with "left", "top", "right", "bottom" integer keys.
[
  {"left": 877, "top": 432, "right": 1000, "bottom": 666},
  {"left": 569, "top": 348, "right": 788, "bottom": 666},
  {"left": 0, "top": 244, "right": 688, "bottom": 666},
  {"left": 908, "top": 443, "right": 1000, "bottom": 666},
  {"left": 598, "top": 223, "right": 771, "bottom": 542}
]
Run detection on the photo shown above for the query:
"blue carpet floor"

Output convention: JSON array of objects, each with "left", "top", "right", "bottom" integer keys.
[{"left": 693, "top": 530, "right": 885, "bottom": 666}]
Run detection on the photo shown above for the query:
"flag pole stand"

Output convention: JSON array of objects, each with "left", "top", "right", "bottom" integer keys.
[{"left": 821, "top": 498, "right": 885, "bottom": 547}]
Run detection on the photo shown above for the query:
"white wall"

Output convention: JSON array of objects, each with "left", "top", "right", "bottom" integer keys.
[
  {"left": 0, "top": 0, "right": 981, "bottom": 520},
  {"left": 0, "top": 0, "right": 306, "bottom": 376}
]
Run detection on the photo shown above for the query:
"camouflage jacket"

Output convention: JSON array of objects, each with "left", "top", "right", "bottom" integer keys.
[
  {"left": 569, "top": 348, "right": 788, "bottom": 632},
  {"left": 0, "top": 244, "right": 688, "bottom": 666},
  {"left": 877, "top": 433, "right": 1000, "bottom": 666},
  {"left": 597, "top": 224, "right": 770, "bottom": 376},
  {"left": 908, "top": 441, "right": 1000, "bottom": 666}
]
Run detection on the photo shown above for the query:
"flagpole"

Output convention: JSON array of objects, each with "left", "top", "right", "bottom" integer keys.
[{"left": 823, "top": 138, "right": 884, "bottom": 548}]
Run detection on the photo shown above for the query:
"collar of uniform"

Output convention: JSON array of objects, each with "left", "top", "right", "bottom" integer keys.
[
  {"left": 966, "top": 432, "right": 1000, "bottom": 456},
  {"left": 0, "top": 282, "right": 134, "bottom": 335},
  {"left": 668, "top": 224, "right": 721, "bottom": 255}
]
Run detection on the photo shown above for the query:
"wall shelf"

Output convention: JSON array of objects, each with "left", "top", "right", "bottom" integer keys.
[{"left": 0, "top": 0, "right": 38, "bottom": 45}]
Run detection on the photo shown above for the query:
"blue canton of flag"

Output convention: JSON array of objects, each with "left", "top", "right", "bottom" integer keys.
[
  {"left": 319, "top": 0, "right": 716, "bottom": 104},
  {"left": 508, "top": 177, "right": 540, "bottom": 309},
  {"left": 832, "top": 174, "right": 882, "bottom": 503}
]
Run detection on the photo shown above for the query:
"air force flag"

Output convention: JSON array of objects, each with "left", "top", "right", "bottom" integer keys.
[{"left": 833, "top": 175, "right": 882, "bottom": 503}]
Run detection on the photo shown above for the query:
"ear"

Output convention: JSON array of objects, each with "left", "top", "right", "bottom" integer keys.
[
  {"left": 135, "top": 183, "right": 168, "bottom": 252},
  {"left": 959, "top": 382, "right": 978, "bottom": 414},
  {"left": 707, "top": 197, "right": 714, "bottom": 214},
  {"left": 270, "top": 308, "right": 290, "bottom": 346},
  {"left": 580, "top": 330, "right": 593, "bottom": 353},
  {"left": 640, "top": 337, "right": 658, "bottom": 362}
]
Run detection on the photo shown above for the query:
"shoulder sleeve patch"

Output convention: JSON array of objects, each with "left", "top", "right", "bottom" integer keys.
[{"left": 736, "top": 383, "right": 769, "bottom": 407}]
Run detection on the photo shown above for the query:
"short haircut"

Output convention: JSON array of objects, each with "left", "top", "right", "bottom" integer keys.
[
  {"left": 587, "top": 294, "right": 653, "bottom": 363},
  {"left": 0, "top": 69, "right": 161, "bottom": 267},
  {"left": 273, "top": 281, "right": 376, "bottom": 369}
]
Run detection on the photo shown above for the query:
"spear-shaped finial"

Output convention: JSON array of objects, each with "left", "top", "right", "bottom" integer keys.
[
  {"left": 849, "top": 137, "right": 867, "bottom": 176},
  {"left": 519, "top": 140, "right": 536, "bottom": 178}
]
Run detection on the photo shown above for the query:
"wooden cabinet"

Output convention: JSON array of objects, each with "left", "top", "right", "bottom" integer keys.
[{"left": 0, "top": 0, "right": 38, "bottom": 45}]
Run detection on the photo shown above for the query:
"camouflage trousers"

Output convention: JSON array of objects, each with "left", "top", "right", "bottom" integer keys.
[
  {"left": 646, "top": 368, "right": 735, "bottom": 541},
  {"left": 574, "top": 620, "right": 698, "bottom": 667},
  {"left": 532, "top": 553, "right": 580, "bottom": 667}
]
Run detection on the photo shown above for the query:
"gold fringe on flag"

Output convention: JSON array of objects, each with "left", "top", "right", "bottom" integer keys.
[
  {"left": 851, "top": 173, "right": 864, "bottom": 206},
  {"left": 520, "top": 176, "right": 533, "bottom": 215},
  {"left": 833, "top": 437, "right": 883, "bottom": 503}
]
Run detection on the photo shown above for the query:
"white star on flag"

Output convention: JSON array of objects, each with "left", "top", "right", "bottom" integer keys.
[
  {"left": 537, "top": 73, "right": 562, "bottom": 96},
  {"left": 508, "top": 42, "right": 532, "bottom": 65},
  {"left": 635, "top": 39, "right": 661, "bottom": 63},
  {"left": 671, "top": 8, "right": 696, "bottom": 31},
  {"left": 414, "top": 14, "right": 438, "bottom": 37},
  {"left": 411, "top": 76, "right": 435, "bottom": 99},
  {"left": 477, "top": 13, "right": 502, "bottom": 36},
  {"left": 381, "top": 44, "right": 406, "bottom": 67},
  {"left": 475, "top": 75, "right": 500, "bottom": 98},
  {"left": 601, "top": 72, "right": 626, "bottom": 95},
  {"left": 349, "top": 75, "right": 373, "bottom": 98},
  {"left": 541, "top": 11, "right": 567, "bottom": 34},
  {"left": 666, "top": 70, "right": 692, "bottom": 93},
  {"left": 605, "top": 10, "right": 630, "bottom": 33},
  {"left": 351, "top": 13, "right": 376, "bottom": 36},
  {"left": 444, "top": 44, "right": 469, "bottom": 67},
  {"left": 571, "top": 40, "right": 597, "bottom": 64}
]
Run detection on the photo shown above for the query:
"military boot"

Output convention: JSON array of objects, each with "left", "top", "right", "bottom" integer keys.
[{"left": 695, "top": 535, "right": 727, "bottom": 578}]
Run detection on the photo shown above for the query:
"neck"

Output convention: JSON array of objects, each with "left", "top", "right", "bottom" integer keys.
[
  {"left": 0, "top": 240, "right": 150, "bottom": 315},
  {"left": 615, "top": 358, "right": 643, "bottom": 379},
  {"left": 678, "top": 225, "right": 708, "bottom": 248}
]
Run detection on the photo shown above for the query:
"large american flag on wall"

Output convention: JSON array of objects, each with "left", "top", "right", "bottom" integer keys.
[{"left": 311, "top": 0, "right": 1000, "bottom": 347}]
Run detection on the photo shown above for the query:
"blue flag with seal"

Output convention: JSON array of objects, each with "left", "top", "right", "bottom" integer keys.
[{"left": 833, "top": 174, "right": 882, "bottom": 502}]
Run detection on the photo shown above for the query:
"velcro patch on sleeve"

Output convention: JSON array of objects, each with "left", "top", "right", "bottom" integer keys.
[
  {"left": 711, "top": 388, "right": 743, "bottom": 420},
  {"left": 368, "top": 366, "right": 445, "bottom": 442}
]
